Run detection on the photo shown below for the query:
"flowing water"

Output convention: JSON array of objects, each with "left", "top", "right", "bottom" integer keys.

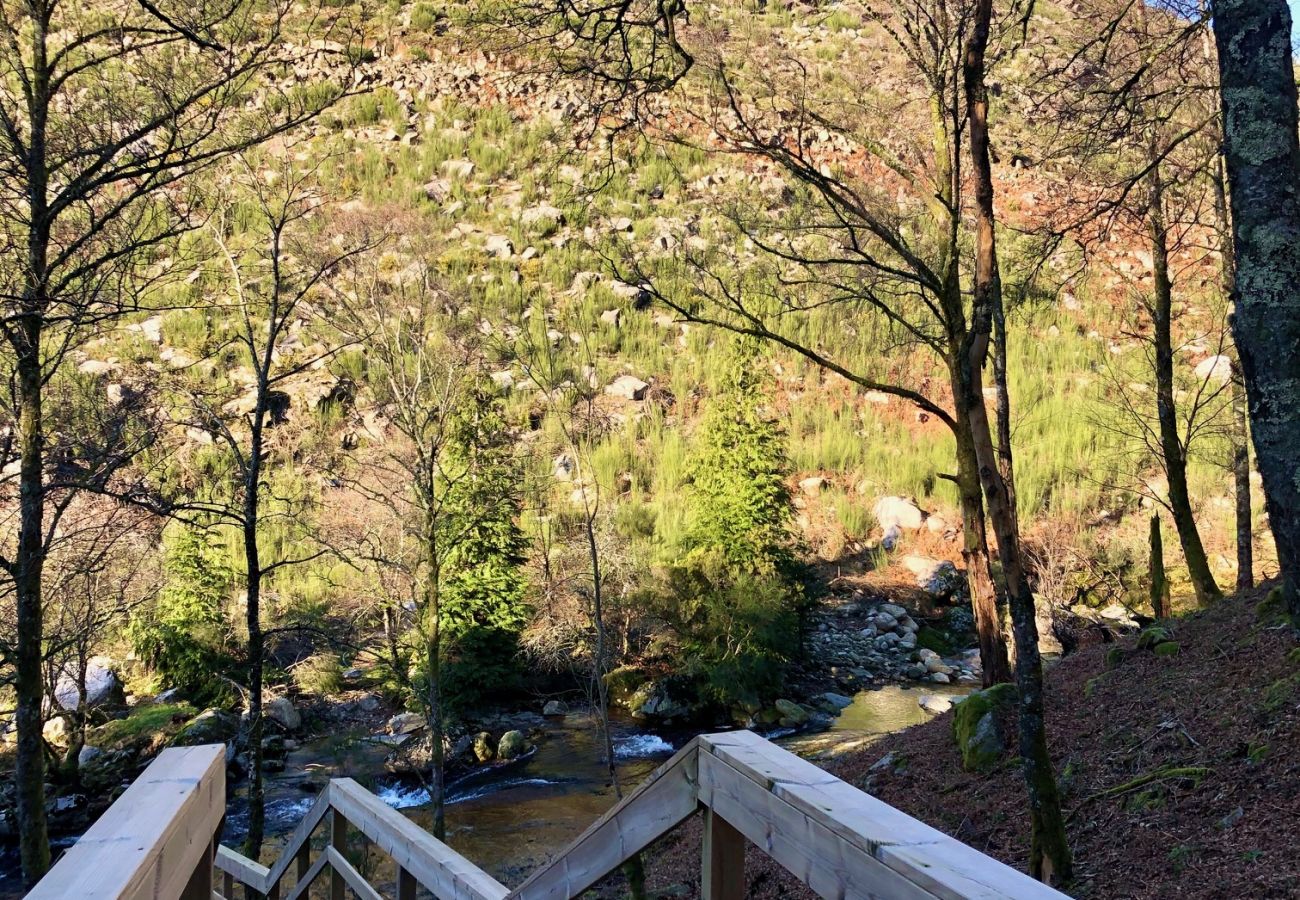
[{"left": 230, "top": 683, "right": 972, "bottom": 889}]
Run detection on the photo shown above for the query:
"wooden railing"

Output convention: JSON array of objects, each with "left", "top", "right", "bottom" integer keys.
[
  {"left": 29, "top": 731, "right": 1071, "bottom": 899},
  {"left": 28, "top": 744, "right": 224, "bottom": 900}
]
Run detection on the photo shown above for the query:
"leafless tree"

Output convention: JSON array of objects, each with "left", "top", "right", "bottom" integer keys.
[{"left": 0, "top": 0, "right": 358, "bottom": 878}]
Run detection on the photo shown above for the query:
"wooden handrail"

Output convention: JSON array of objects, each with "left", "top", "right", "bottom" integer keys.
[
  {"left": 28, "top": 744, "right": 224, "bottom": 900},
  {"left": 30, "top": 731, "right": 1072, "bottom": 899}
]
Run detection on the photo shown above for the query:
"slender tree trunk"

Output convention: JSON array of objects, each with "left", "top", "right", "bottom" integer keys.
[
  {"left": 423, "top": 509, "right": 446, "bottom": 843},
  {"left": 954, "top": 427, "right": 1013, "bottom": 687},
  {"left": 1147, "top": 163, "right": 1222, "bottom": 607},
  {"left": 14, "top": 334, "right": 50, "bottom": 884},
  {"left": 14, "top": 9, "right": 52, "bottom": 880},
  {"left": 963, "top": 1, "right": 1072, "bottom": 882},
  {"left": 243, "top": 414, "right": 266, "bottom": 860},
  {"left": 1212, "top": 0, "right": 1300, "bottom": 619},
  {"left": 1210, "top": 149, "right": 1254, "bottom": 592},
  {"left": 1149, "top": 514, "right": 1170, "bottom": 619}
]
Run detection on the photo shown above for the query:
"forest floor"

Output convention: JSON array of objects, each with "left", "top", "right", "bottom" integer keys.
[{"left": 612, "top": 585, "right": 1300, "bottom": 899}]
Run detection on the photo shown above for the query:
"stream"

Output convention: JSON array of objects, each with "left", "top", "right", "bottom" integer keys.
[{"left": 226, "top": 683, "right": 972, "bottom": 888}]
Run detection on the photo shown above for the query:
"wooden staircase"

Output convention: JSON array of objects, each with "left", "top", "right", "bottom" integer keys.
[{"left": 27, "top": 730, "right": 1069, "bottom": 899}]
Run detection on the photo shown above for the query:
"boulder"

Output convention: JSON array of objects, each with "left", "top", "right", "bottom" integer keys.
[
  {"left": 952, "top": 684, "right": 1015, "bottom": 771},
  {"left": 542, "top": 700, "right": 567, "bottom": 717},
  {"left": 520, "top": 203, "right": 564, "bottom": 234},
  {"left": 774, "top": 699, "right": 809, "bottom": 727},
  {"left": 173, "top": 708, "right": 238, "bottom": 747},
  {"left": 440, "top": 159, "right": 475, "bottom": 179},
  {"left": 799, "top": 476, "right": 828, "bottom": 496},
  {"left": 604, "top": 374, "right": 649, "bottom": 401},
  {"left": 472, "top": 731, "right": 495, "bottom": 763},
  {"left": 1194, "top": 354, "right": 1232, "bottom": 385},
  {"left": 918, "top": 694, "right": 954, "bottom": 715},
  {"left": 388, "top": 712, "right": 427, "bottom": 735},
  {"left": 54, "top": 657, "right": 125, "bottom": 711},
  {"left": 819, "top": 692, "right": 854, "bottom": 711},
  {"left": 874, "top": 496, "right": 925, "bottom": 531},
  {"left": 484, "top": 235, "right": 514, "bottom": 259},
  {"left": 600, "top": 308, "right": 622, "bottom": 328},
  {"left": 900, "top": 556, "right": 964, "bottom": 599},
  {"left": 43, "top": 716, "right": 69, "bottom": 747},
  {"left": 497, "top": 730, "right": 527, "bottom": 760},
  {"left": 77, "top": 745, "right": 104, "bottom": 767},
  {"left": 265, "top": 696, "right": 302, "bottom": 732}
]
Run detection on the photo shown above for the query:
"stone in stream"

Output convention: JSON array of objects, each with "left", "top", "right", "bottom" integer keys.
[
  {"left": 774, "top": 699, "right": 810, "bottom": 727},
  {"left": 820, "top": 692, "right": 854, "bottom": 711},
  {"left": 542, "top": 700, "right": 567, "bottom": 717},
  {"left": 918, "top": 695, "right": 954, "bottom": 715},
  {"left": 473, "top": 731, "right": 495, "bottom": 763},
  {"left": 265, "top": 696, "right": 302, "bottom": 732},
  {"left": 387, "top": 711, "right": 426, "bottom": 735},
  {"left": 497, "top": 730, "right": 527, "bottom": 760}
]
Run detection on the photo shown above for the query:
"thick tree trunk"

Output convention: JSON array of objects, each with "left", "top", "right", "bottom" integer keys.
[
  {"left": 1148, "top": 165, "right": 1222, "bottom": 607},
  {"left": 963, "top": 0, "right": 1072, "bottom": 882},
  {"left": 1212, "top": 0, "right": 1300, "bottom": 619}
]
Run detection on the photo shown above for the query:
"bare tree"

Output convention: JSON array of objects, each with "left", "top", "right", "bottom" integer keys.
[
  {"left": 0, "top": 0, "right": 357, "bottom": 878},
  {"left": 166, "top": 162, "right": 370, "bottom": 857}
]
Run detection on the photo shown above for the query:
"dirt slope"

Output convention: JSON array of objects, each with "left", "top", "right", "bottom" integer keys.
[{"left": 618, "top": 587, "right": 1300, "bottom": 899}]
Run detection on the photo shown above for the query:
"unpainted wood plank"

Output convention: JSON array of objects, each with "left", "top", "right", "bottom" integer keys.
[
  {"left": 331, "top": 808, "right": 347, "bottom": 900},
  {"left": 325, "top": 846, "right": 385, "bottom": 900},
  {"left": 698, "top": 751, "right": 941, "bottom": 900},
  {"left": 329, "top": 779, "right": 509, "bottom": 900},
  {"left": 397, "top": 866, "right": 418, "bottom": 900},
  {"left": 700, "top": 731, "right": 839, "bottom": 792},
  {"left": 282, "top": 847, "right": 330, "bottom": 900},
  {"left": 509, "top": 741, "right": 701, "bottom": 900},
  {"left": 28, "top": 745, "right": 226, "bottom": 900},
  {"left": 701, "top": 807, "right": 745, "bottom": 900},
  {"left": 181, "top": 837, "right": 216, "bottom": 900},
  {"left": 215, "top": 844, "right": 271, "bottom": 893},
  {"left": 878, "top": 842, "right": 1071, "bottom": 900},
  {"left": 263, "top": 783, "right": 333, "bottom": 890}
]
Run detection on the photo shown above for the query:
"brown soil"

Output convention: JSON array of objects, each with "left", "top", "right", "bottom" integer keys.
[{"left": 598, "top": 587, "right": 1300, "bottom": 899}]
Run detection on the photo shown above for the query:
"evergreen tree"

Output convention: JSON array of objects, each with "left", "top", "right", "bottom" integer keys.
[
  {"left": 685, "top": 339, "right": 797, "bottom": 575},
  {"left": 438, "top": 387, "right": 530, "bottom": 707}
]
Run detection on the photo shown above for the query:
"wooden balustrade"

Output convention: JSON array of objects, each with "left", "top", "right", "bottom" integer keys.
[
  {"left": 28, "top": 732, "right": 1072, "bottom": 900},
  {"left": 27, "top": 745, "right": 225, "bottom": 900}
]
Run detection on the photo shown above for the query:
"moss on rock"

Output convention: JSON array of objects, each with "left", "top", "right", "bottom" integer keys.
[
  {"left": 1153, "top": 641, "right": 1181, "bottom": 658},
  {"left": 952, "top": 682, "right": 1016, "bottom": 772}
]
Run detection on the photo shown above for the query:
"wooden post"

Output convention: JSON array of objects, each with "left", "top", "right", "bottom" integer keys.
[
  {"left": 180, "top": 835, "right": 216, "bottom": 900},
  {"left": 296, "top": 840, "right": 311, "bottom": 882},
  {"left": 331, "top": 808, "right": 347, "bottom": 900},
  {"left": 397, "top": 865, "right": 417, "bottom": 900},
  {"left": 701, "top": 808, "right": 745, "bottom": 900}
]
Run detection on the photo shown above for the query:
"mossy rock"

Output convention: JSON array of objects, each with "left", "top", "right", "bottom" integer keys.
[
  {"left": 1153, "top": 641, "right": 1181, "bottom": 658},
  {"left": 914, "top": 625, "right": 955, "bottom": 657},
  {"left": 1105, "top": 646, "right": 1125, "bottom": 669},
  {"left": 604, "top": 666, "right": 649, "bottom": 706},
  {"left": 1137, "top": 626, "right": 1173, "bottom": 651},
  {"left": 952, "top": 683, "right": 1016, "bottom": 772},
  {"left": 1256, "top": 587, "right": 1287, "bottom": 624}
]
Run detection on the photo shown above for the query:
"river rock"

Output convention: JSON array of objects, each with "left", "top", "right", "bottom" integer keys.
[
  {"left": 497, "top": 730, "right": 527, "bottom": 760},
  {"left": 900, "top": 556, "right": 964, "bottom": 599},
  {"left": 173, "top": 708, "right": 238, "bottom": 746},
  {"left": 43, "top": 716, "right": 69, "bottom": 747},
  {"left": 774, "top": 699, "right": 810, "bottom": 727},
  {"left": 54, "top": 657, "right": 125, "bottom": 711},
  {"left": 542, "top": 700, "right": 567, "bottom": 717},
  {"left": 820, "top": 692, "right": 854, "bottom": 710},
  {"left": 473, "top": 731, "right": 495, "bottom": 763},
  {"left": 918, "top": 695, "right": 954, "bottom": 715},
  {"left": 77, "top": 745, "right": 104, "bottom": 767},
  {"left": 265, "top": 696, "right": 302, "bottom": 732},
  {"left": 388, "top": 712, "right": 427, "bottom": 735}
]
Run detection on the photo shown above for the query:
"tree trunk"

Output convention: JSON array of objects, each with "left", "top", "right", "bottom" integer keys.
[
  {"left": 1212, "top": 0, "right": 1300, "bottom": 619},
  {"left": 963, "top": 0, "right": 1072, "bottom": 882},
  {"left": 14, "top": 322, "right": 50, "bottom": 885},
  {"left": 1149, "top": 514, "right": 1170, "bottom": 619},
  {"left": 954, "top": 426, "right": 1013, "bottom": 687},
  {"left": 243, "top": 415, "right": 266, "bottom": 860},
  {"left": 423, "top": 513, "right": 446, "bottom": 843},
  {"left": 1147, "top": 163, "right": 1222, "bottom": 607},
  {"left": 1210, "top": 147, "right": 1254, "bottom": 593}
]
